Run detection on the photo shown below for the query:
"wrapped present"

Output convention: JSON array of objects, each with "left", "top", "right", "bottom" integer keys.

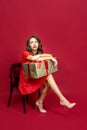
[
  {"left": 22, "top": 59, "right": 58, "bottom": 79},
  {"left": 47, "top": 59, "right": 58, "bottom": 74}
]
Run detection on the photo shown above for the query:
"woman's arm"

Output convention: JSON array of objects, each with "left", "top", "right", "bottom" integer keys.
[
  {"left": 39, "top": 53, "right": 52, "bottom": 58},
  {"left": 26, "top": 53, "right": 58, "bottom": 66},
  {"left": 26, "top": 53, "right": 52, "bottom": 61},
  {"left": 37, "top": 57, "right": 58, "bottom": 66},
  {"left": 36, "top": 54, "right": 58, "bottom": 66},
  {"left": 26, "top": 54, "right": 40, "bottom": 61}
]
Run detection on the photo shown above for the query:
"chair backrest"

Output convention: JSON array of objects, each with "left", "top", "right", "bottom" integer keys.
[{"left": 9, "top": 63, "right": 22, "bottom": 87}]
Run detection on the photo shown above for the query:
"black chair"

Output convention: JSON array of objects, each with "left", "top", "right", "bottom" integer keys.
[{"left": 7, "top": 63, "right": 40, "bottom": 113}]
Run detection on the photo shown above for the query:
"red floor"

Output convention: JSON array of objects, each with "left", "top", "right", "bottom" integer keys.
[{"left": 0, "top": 90, "right": 87, "bottom": 130}]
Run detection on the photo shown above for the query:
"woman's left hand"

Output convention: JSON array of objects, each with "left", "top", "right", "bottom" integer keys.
[{"left": 51, "top": 57, "right": 58, "bottom": 66}]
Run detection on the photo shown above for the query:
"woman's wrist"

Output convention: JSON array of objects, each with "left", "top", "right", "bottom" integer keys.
[
  {"left": 36, "top": 54, "right": 40, "bottom": 59},
  {"left": 33, "top": 55, "right": 40, "bottom": 60},
  {"left": 51, "top": 57, "right": 55, "bottom": 61}
]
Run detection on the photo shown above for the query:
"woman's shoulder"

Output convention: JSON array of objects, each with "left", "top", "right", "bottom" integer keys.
[
  {"left": 21, "top": 50, "right": 30, "bottom": 62},
  {"left": 22, "top": 50, "right": 30, "bottom": 57},
  {"left": 22, "top": 50, "right": 30, "bottom": 55}
]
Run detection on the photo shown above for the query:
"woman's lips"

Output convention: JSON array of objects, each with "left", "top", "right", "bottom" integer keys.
[{"left": 33, "top": 45, "right": 37, "bottom": 48}]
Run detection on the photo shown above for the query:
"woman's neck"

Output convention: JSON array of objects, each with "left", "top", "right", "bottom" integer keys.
[{"left": 32, "top": 50, "right": 37, "bottom": 55}]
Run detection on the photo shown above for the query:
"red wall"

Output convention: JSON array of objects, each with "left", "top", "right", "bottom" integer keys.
[{"left": 0, "top": 0, "right": 87, "bottom": 94}]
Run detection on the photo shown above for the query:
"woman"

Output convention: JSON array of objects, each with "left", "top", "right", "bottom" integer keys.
[{"left": 19, "top": 35, "right": 76, "bottom": 113}]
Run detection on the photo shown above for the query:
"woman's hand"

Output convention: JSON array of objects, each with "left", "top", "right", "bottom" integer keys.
[
  {"left": 36, "top": 55, "right": 58, "bottom": 66},
  {"left": 33, "top": 55, "right": 40, "bottom": 60},
  {"left": 26, "top": 54, "right": 40, "bottom": 61},
  {"left": 51, "top": 57, "right": 58, "bottom": 66}
]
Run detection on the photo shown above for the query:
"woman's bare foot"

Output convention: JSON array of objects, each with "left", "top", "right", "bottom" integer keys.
[
  {"left": 60, "top": 99, "right": 76, "bottom": 109},
  {"left": 35, "top": 101, "right": 47, "bottom": 113}
]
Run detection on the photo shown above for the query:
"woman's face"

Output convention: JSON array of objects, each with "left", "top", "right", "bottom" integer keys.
[{"left": 29, "top": 38, "right": 39, "bottom": 51}]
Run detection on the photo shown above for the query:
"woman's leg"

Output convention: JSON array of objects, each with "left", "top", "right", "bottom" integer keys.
[
  {"left": 36, "top": 74, "right": 76, "bottom": 113},
  {"left": 37, "top": 81, "right": 50, "bottom": 103},
  {"left": 46, "top": 74, "right": 76, "bottom": 108},
  {"left": 35, "top": 81, "right": 50, "bottom": 113}
]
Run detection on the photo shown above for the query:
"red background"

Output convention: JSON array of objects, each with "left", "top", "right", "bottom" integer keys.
[
  {"left": 0, "top": 1, "right": 87, "bottom": 130},
  {"left": 0, "top": 0, "right": 87, "bottom": 95}
]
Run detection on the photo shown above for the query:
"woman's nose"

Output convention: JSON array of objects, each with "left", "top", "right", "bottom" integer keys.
[
  {"left": 33, "top": 42, "right": 36, "bottom": 45},
  {"left": 33, "top": 42, "right": 37, "bottom": 45}
]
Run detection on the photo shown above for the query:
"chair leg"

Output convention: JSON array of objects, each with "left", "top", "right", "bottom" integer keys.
[
  {"left": 26, "top": 95, "right": 28, "bottom": 102},
  {"left": 7, "top": 85, "right": 14, "bottom": 107},
  {"left": 22, "top": 95, "right": 27, "bottom": 113},
  {"left": 38, "top": 88, "right": 41, "bottom": 97}
]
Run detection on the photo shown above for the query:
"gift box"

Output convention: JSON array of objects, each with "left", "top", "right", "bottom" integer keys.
[
  {"left": 47, "top": 59, "right": 58, "bottom": 74},
  {"left": 22, "top": 59, "right": 58, "bottom": 79}
]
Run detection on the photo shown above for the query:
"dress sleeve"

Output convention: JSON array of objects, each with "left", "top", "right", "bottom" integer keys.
[{"left": 21, "top": 50, "right": 30, "bottom": 63}]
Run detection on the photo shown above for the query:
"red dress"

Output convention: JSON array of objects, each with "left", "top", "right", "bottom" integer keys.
[{"left": 18, "top": 50, "right": 47, "bottom": 95}]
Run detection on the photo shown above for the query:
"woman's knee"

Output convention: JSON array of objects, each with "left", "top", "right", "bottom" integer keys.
[{"left": 47, "top": 74, "right": 53, "bottom": 79}]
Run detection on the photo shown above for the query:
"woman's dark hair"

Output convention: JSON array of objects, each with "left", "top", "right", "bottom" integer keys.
[{"left": 26, "top": 35, "right": 43, "bottom": 55}]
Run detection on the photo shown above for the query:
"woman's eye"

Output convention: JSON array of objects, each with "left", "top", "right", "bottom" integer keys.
[
  {"left": 30, "top": 41, "right": 33, "bottom": 44},
  {"left": 30, "top": 41, "right": 38, "bottom": 44}
]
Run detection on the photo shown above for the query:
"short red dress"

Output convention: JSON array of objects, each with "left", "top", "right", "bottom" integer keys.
[{"left": 18, "top": 50, "right": 47, "bottom": 95}]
